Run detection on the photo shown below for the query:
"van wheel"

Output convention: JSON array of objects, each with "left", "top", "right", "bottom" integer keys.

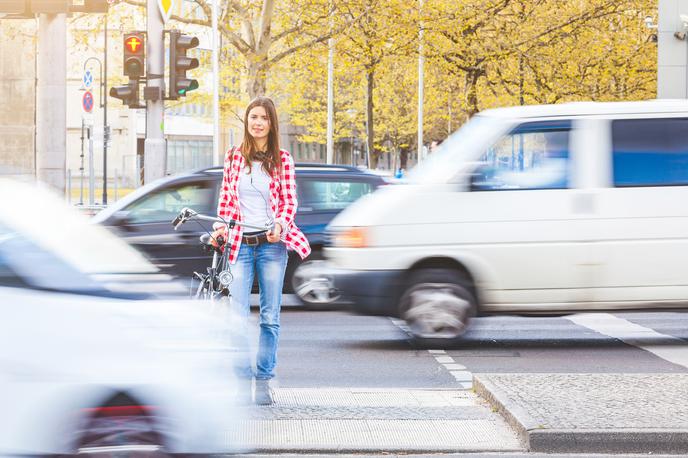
[
  {"left": 291, "top": 250, "right": 341, "bottom": 308},
  {"left": 399, "top": 268, "right": 477, "bottom": 343}
]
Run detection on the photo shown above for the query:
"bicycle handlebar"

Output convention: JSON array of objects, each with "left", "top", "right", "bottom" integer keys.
[{"left": 171, "top": 207, "right": 273, "bottom": 232}]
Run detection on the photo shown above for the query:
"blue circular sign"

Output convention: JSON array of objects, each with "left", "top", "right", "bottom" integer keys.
[
  {"left": 82, "top": 91, "right": 94, "bottom": 113},
  {"left": 83, "top": 70, "right": 93, "bottom": 89}
]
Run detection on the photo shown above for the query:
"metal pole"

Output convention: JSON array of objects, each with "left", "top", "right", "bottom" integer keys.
[
  {"left": 365, "top": 117, "right": 370, "bottom": 168},
  {"left": 80, "top": 118, "right": 85, "bottom": 204},
  {"left": 88, "top": 126, "right": 95, "bottom": 205},
  {"left": 103, "top": 13, "right": 109, "bottom": 204},
  {"left": 66, "top": 169, "right": 71, "bottom": 204},
  {"left": 326, "top": 0, "right": 334, "bottom": 164},
  {"left": 145, "top": 0, "right": 166, "bottom": 183},
  {"left": 212, "top": 0, "right": 220, "bottom": 165},
  {"left": 417, "top": 0, "right": 424, "bottom": 164}
]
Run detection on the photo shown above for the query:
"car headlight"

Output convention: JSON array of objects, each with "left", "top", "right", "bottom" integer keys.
[{"left": 333, "top": 227, "right": 368, "bottom": 248}]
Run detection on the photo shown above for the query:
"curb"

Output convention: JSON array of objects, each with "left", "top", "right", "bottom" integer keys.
[
  {"left": 472, "top": 375, "right": 533, "bottom": 450},
  {"left": 473, "top": 374, "right": 688, "bottom": 454}
]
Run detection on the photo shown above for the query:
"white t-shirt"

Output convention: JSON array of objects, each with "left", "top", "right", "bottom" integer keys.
[{"left": 239, "top": 161, "right": 272, "bottom": 230}]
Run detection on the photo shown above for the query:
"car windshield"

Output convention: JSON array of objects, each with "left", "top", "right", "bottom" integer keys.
[
  {"left": 0, "top": 180, "right": 157, "bottom": 275},
  {"left": 406, "top": 115, "right": 506, "bottom": 184},
  {"left": 0, "top": 226, "right": 107, "bottom": 294},
  {"left": 91, "top": 175, "right": 172, "bottom": 223}
]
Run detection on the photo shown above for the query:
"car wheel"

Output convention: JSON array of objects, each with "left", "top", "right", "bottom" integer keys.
[
  {"left": 291, "top": 251, "right": 341, "bottom": 307},
  {"left": 76, "top": 412, "right": 170, "bottom": 458},
  {"left": 399, "top": 268, "right": 477, "bottom": 343}
]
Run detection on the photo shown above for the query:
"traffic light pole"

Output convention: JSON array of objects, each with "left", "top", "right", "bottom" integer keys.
[{"left": 144, "top": 0, "right": 166, "bottom": 184}]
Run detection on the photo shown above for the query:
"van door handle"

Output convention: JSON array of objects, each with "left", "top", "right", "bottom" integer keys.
[{"left": 572, "top": 193, "right": 596, "bottom": 214}]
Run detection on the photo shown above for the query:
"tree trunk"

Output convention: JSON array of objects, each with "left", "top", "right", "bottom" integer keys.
[
  {"left": 366, "top": 68, "right": 374, "bottom": 168},
  {"left": 247, "top": 57, "right": 268, "bottom": 98},
  {"left": 465, "top": 69, "right": 482, "bottom": 117},
  {"left": 400, "top": 147, "right": 409, "bottom": 170}
]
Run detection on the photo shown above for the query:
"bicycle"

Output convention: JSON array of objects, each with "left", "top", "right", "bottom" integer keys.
[{"left": 171, "top": 207, "right": 273, "bottom": 301}]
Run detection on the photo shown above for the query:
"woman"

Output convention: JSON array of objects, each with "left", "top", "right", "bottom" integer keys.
[{"left": 213, "top": 96, "right": 310, "bottom": 405}]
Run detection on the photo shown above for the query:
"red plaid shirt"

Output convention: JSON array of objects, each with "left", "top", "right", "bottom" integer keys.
[{"left": 217, "top": 147, "right": 311, "bottom": 264}]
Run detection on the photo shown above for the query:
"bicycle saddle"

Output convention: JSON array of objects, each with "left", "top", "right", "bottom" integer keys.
[{"left": 199, "top": 233, "right": 224, "bottom": 254}]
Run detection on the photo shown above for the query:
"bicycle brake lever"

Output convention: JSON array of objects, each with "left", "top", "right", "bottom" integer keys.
[{"left": 172, "top": 214, "right": 183, "bottom": 230}]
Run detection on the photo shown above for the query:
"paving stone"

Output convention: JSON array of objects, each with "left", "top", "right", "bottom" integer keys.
[
  {"left": 476, "top": 373, "right": 688, "bottom": 430},
  {"left": 230, "top": 388, "right": 522, "bottom": 452}
]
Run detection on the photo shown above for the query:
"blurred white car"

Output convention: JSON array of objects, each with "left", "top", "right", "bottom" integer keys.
[
  {"left": 0, "top": 179, "right": 249, "bottom": 455},
  {"left": 326, "top": 99, "right": 688, "bottom": 342}
]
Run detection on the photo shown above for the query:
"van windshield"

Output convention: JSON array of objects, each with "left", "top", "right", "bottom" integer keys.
[{"left": 407, "top": 115, "right": 503, "bottom": 184}]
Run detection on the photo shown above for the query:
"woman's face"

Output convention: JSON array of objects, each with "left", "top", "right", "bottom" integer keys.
[{"left": 247, "top": 106, "right": 270, "bottom": 142}]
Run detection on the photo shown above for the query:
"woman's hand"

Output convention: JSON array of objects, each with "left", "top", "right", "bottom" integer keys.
[
  {"left": 266, "top": 223, "right": 282, "bottom": 243},
  {"left": 211, "top": 227, "right": 227, "bottom": 247}
]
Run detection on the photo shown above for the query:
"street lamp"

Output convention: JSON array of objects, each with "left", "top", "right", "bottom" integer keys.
[
  {"left": 78, "top": 13, "right": 109, "bottom": 205},
  {"left": 81, "top": 57, "right": 105, "bottom": 108},
  {"left": 80, "top": 54, "right": 109, "bottom": 206}
]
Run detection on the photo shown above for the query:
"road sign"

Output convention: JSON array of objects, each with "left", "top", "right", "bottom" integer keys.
[
  {"left": 83, "top": 70, "right": 93, "bottom": 89},
  {"left": 82, "top": 90, "right": 94, "bottom": 113},
  {"left": 157, "top": 0, "right": 173, "bottom": 23}
]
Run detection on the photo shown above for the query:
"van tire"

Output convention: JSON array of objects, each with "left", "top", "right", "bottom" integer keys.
[
  {"left": 290, "top": 250, "right": 341, "bottom": 308},
  {"left": 399, "top": 268, "right": 477, "bottom": 343}
]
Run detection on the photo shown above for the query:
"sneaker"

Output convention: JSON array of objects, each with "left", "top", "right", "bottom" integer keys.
[{"left": 254, "top": 379, "right": 273, "bottom": 405}]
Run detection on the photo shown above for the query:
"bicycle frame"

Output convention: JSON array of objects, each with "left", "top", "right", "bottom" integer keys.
[{"left": 172, "top": 207, "right": 272, "bottom": 301}]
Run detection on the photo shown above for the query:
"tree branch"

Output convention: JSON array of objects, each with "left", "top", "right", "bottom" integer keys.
[
  {"left": 257, "top": 0, "right": 275, "bottom": 55},
  {"left": 267, "top": 4, "right": 373, "bottom": 65}
]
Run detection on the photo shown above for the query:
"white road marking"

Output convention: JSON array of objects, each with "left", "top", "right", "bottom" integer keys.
[
  {"left": 567, "top": 313, "right": 688, "bottom": 369},
  {"left": 435, "top": 356, "right": 455, "bottom": 364},
  {"left": 450, "top": 370, "right": 473, "bottom": 381},
  {"left": 389, "top": 318, "right": 474, "bottom": 389}
]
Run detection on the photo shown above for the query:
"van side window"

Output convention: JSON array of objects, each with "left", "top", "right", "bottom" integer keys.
[
  {"left": 471, "top": 121, "right": 571, "bottom": 191},
  {"left": 612, "top": 118, "right": 688, "bottom": 187}
]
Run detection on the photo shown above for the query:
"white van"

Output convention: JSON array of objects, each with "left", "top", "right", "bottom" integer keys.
[{"left": 325, "top": 100, "right": 688, "bottom": 342}]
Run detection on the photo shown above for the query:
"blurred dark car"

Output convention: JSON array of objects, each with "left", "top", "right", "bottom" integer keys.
[{"left": 92, "top": 163, "right": 386, "bottom": 306}]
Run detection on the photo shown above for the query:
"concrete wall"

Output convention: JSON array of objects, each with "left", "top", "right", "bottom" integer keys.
[{"left": 0, "top": 20, "right": 36, "bottom": 176}]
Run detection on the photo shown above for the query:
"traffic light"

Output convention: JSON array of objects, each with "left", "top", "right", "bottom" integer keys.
[
  {"left": 111, "top": 32, "right": 145, "bottom": 108},
  {"left": 169, "top": 30, "right": 199, "bottom": 99},
  {"left": 109, "top": 81, "right": 140, "bottom": 108},
  {"left": 123, "top": 32, "right": 145, "bottom": 79}
]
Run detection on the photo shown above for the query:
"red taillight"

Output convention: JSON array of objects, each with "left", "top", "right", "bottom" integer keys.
[{"left": 82, "top": 405, "right": 155, "bottom": 417}]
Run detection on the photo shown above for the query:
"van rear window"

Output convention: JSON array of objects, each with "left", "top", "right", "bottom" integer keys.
[{"left": 612, "top": 118, "right": 688, "bottom": 187}]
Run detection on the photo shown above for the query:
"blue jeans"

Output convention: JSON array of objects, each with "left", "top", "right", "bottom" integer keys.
[{"left": 229, "top": 241, "right": 288, "bottom": 380}]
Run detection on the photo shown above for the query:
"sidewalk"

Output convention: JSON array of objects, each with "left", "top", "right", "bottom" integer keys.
[
  {"left": 229, "top": 387, "right": 522, "bottom": 454},
  {"left": 474, "top": 373, "right": 688, "bottom": 454}
]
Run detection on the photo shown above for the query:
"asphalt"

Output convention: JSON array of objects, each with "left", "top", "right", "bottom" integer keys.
[{"left": 474, "top": 373, "right": 688, "bottom": 454}]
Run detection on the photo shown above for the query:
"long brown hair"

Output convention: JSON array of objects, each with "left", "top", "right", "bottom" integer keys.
[{"left": 240, "top": 96, "right": 281, "bottom": 176}]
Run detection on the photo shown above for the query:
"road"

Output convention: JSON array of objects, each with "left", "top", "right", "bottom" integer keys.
[
  {"left": 233, "top": 307, "right": 688, "bottom": 456},
  {"left": 275, "top": 309, "right": 688, "bottom": 389}
]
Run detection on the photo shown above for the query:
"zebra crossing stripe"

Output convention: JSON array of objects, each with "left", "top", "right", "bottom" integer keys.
[{"left": 568, "top": 313, "right": 688, "bottom": 369}]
